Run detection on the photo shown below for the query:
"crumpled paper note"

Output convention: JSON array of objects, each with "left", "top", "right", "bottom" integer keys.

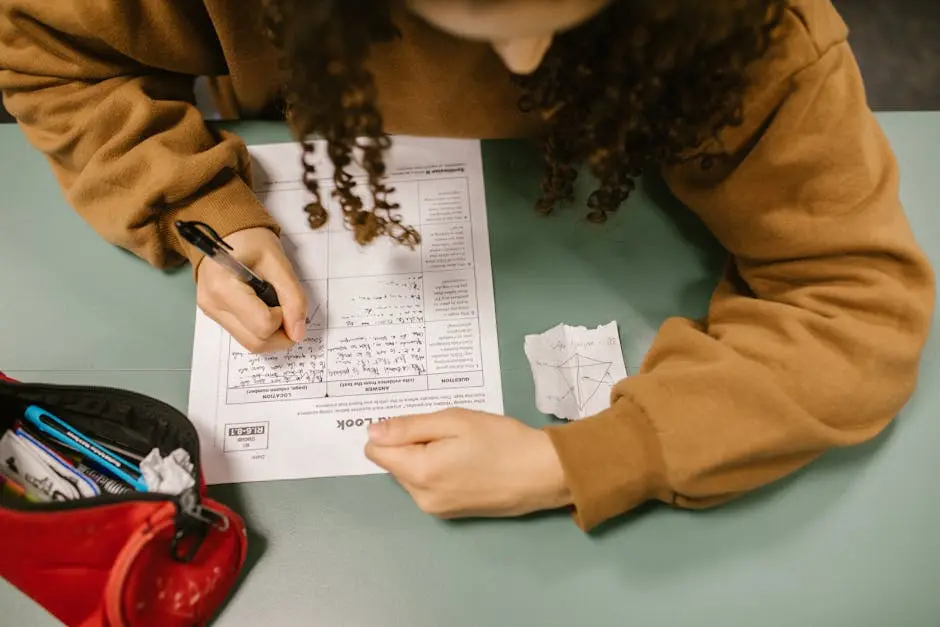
[
  {"left": 140, "top": 448, "right": 196, "bottom": 494},
  {"left": 524, "top": 321, "right": 628, "bottom": 420}
]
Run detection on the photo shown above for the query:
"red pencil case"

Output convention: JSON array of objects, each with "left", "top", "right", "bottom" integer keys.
[{"left": 0, "top": 372, "right": 248, "bottom": 626}]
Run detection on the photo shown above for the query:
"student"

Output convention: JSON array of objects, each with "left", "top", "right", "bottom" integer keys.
[{"left": 0, "top": 1, "right": 933, "bottom": 531}]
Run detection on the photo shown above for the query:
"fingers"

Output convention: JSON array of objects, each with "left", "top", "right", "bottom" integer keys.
[
  {"left": 365, "top": 443, "right": 458, "bottom": 518},
  {"left": 194, "top": 226, "right": 308, "bottom": 353},
  {"left": 198, "top": 269, "right": 284, "bottom": 339},
  {"left": 367, "top": 412, "right": 465, "bottom": 446},
  {"left": 365, "top": 441, "right": 421, "bottom": 475},
  {"left": 254, "top": 254, "right": 308, "bottom": 343},
  {"left": 365, "top": 441, "right": 438, "bottom": 501},
  {"left": 216, "top": 276, "right": 284, "bottom": 339},
  {"left": 209, "top": 307, "right": 295, "bottom": 354}
]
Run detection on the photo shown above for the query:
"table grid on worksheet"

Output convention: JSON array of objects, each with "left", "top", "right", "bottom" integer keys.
[{"left": 221, "top": 175, "right": 488, "bottom": 406}]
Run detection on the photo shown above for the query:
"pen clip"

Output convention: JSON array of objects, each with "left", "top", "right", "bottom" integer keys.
[{"left": 182, "top": 221, "right": 234, "bottom": 251}]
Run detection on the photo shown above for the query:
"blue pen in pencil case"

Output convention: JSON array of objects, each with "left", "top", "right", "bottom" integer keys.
[{"left": 22, "top": 405, "right": 149, "bottom": 492}]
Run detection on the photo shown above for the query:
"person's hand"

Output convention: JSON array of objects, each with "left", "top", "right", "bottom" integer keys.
[
  {"left": 364, "top": 409, "right": 572, "bottom": 518},
  {"left": 195, "top": 227, "right": 307, "bottom": 353}
]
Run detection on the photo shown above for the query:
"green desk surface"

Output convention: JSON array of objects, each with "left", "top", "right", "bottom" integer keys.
[{"left": 2, "top": 113, "right": 938, "bottom": 627}]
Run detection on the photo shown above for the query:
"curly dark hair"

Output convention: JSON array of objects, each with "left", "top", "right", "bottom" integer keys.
[{"left": 261, "top": 0, "right": 789, "bottom": 245}]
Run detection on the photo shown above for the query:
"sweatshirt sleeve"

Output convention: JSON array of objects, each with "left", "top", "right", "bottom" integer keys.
[
  {"left": 545, "top": 37, "right": 935, "bottom": 530},
  {"left": 0, "top": 0, "right": 278, "bottom": 269}
]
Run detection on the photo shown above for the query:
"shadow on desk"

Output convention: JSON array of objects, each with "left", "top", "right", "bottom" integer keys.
[
  {"left": 206, "top": 481, "right": 269, "bottom": 622},
  {"left": 444, "top": 418, "right": 896, "bottom": 587},
  {"left": 481, "top": 140, "right": 725, "bottom": 337}
]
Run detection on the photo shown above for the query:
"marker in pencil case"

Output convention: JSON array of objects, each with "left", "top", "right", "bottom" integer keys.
[
  {"left": 14, "top": 420, "right": 82, "bottom": 464},
  {"left": 0, "top": 475, "right": 29, "bottom": 501},
  {"left": 14, "top": 421, "right": 133, "bottom": 494},
  {"left": 88, "top": 434, "right": 146, "bottom": 463},
  {"left": 0, "top": 429, "right": 95, "bottom": 501},
  {"left": 14, "top": 427, "right": 100, "bottom": 498},
  {"left": 23, "top": 405, "right": 148, "bottom": 492}
]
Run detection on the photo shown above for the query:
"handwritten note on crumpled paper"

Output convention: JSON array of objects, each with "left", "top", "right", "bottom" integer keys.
[{"left": 524, "top": 321, "right": 628, "bottom": 421}]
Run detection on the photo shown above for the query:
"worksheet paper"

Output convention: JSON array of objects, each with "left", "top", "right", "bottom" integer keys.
[
  {"left": 524, "top": 321, "right": 628, "bottom": 421},
  {"left": 187, "top": 138, "right": 504, "bottom": 484}
]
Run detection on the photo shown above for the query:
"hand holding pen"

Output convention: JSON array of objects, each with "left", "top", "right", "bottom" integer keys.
[{"left": 177, "top": 222, "right": 308, "bottom": 353}]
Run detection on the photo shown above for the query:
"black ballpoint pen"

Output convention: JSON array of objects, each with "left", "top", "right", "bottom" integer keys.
[{"left": 175, "top": 220, "right": 280, "bottom": 308}]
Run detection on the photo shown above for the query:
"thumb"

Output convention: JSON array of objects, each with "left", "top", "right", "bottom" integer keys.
[
  {"left": 364, "top": 441, "right": 423, "bottom": 476},
  {"left": 367, "top": 413, "right": 460, "bottom": 446},
  {"left": 256, "top": 255, "right": 308, "bottom": 343}
]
